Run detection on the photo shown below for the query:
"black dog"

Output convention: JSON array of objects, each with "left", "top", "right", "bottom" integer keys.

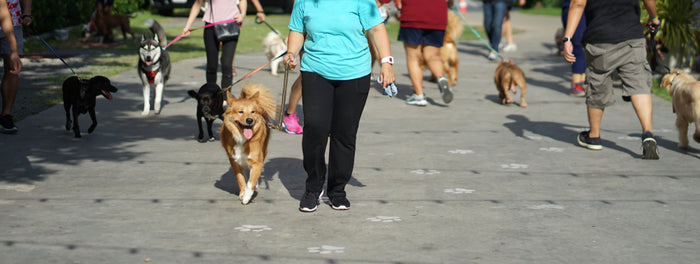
[
  {"left": 62, "top": 76, "right": 117, "bottom": 138},
  {"left": 188, "top": 83, "right": 225, "bottom": 142}
]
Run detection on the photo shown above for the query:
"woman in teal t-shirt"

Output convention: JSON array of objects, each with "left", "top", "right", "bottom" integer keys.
[{"left": 285, "top": 0, "right": 395, "bottom": 212}]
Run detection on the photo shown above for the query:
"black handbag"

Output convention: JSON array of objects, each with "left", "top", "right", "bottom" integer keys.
[
  {"left": 210, "top": 0, "right": 240, "bottom": 42},
  {"left": 214, "top": 22, "right": 239, "bottom": 42}
]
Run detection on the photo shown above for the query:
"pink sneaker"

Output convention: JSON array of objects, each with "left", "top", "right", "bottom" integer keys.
[
  {"left": 282, "top": 112, "right": 303, "bottom": 134},
  {"left": 569, "top": 82, "right": 585, "bottom": 97}
]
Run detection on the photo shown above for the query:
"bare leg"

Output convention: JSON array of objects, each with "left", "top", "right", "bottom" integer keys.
[
  {"left": 404, "top": 43, "right": 425, "bottom": 96},
  {"left": 630, "top": 94, "right": 653, "bottom": 133},
  {"left": 587, "top": 107, "right": 604, "bottom": 138}
]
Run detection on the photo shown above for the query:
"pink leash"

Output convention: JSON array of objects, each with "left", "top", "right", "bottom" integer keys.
[{"left": 167, "top": 19, "right": 239, "bottom": 48}]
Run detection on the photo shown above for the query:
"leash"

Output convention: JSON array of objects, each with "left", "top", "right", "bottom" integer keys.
[
  {"left": 255, "top": 17, "right": 283, "bottom": 37},
  {"left": 218, "top": 51, "right": 288, "bottom": 95},
  {"left": 167, "top": 18, "right": 239, "bottom": 47},
  {"left": 450, "top": 7, "right": 502, "bottom": 61},
  {"left": 31, "top": 27, "right": 80, "bottom": 77},
  {"left": 275, "top": 63, "right": 290, "bottom": 131},
  {"left": 648, "top": 22, "right": 669, "bottom": 74}
]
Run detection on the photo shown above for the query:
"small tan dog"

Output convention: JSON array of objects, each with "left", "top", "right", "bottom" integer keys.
[
  {"left": 660, "top": 69, "right": 700, "bottom": 149},
  {"left": 262, "top": 31, "right": 287, "bottom": 76},
  {"left": 220, "top": 82, "right": 276, "bottom": 205},
  {"left": 494, "top": 60, "right": 527, "bottom": 107}
]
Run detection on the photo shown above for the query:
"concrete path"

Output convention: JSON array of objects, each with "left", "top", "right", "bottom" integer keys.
[{"left": 2, "top": 11, "right": 700, "bottom": 264}]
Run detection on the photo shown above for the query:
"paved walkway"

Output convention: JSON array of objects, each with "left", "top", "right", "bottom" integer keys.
[{"left": 2, "top": 11, "right": 700, "bottom": 264}]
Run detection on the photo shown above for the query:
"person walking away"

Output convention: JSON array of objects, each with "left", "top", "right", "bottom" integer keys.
[
  {"left": 397, "top": 0, "right": 454, "bottom": 106},
  {"left": 563, "top": 0, "right": 660, "bottom": 159},
  {"left": 561, "top": 0, "right": 586, "bottom": 96}
]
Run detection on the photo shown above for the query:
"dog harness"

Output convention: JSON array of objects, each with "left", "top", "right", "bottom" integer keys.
[
  {"left": 79, "top": 79, "right": 89, "bottom": 100},
  {"left": 146, "top": 70, "right": 158, "bottom": 84}
]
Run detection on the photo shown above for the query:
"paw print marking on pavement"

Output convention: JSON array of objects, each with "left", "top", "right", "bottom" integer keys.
[
  {"left": 308, "top": 245, "right": 345, "bottom": 254},
  {"left": 526, "top": 135, "right": 543, "bottom": 140},
  {"left": 539, "top": 147, "right": 564, "bottom": 152},
  {"left": 234, "top": 225, "right": 272, "bottom": 232},
  {"left": 367, "top": 216, "right": 402, "bottom": 223},
  {"left": 444, "top": 188, "right": 475, "bottom": 194},
  {"left": 448, "top": 149, "right": 474, "bottom": 154},
  {"left": 410, "top": 169, "right": 441, "bottom": 175},
  {"left": 528, "top": 204, "right": 565, "bottom": 210},
  {"left": 500, "top": 163, "right": 529, "bottom": 169}
]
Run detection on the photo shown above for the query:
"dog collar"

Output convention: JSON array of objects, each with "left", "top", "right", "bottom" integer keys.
[{"left": 670, "top": 72, "right": 681, "bottom": 96}]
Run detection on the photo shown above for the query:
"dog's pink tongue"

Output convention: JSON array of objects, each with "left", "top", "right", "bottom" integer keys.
[{"left": 244, "top": 128, "right": 253, "bottom": 139}]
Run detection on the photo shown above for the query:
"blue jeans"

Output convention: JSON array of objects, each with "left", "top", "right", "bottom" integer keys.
[{"left": 483, "top": 1, "right": 508, "bottom": 52}]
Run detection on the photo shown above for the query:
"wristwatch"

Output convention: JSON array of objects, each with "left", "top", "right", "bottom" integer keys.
[
  {"left": 562, "top": 37, "right": 572, "bottom": 43},
  {"left": 381, "top": 56, "right": 394, "bottom": 65}
]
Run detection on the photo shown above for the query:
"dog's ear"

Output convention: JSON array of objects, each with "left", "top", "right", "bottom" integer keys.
[
  {"left": 154, "top": 33, "right": 159, "bottom": 44},
  {"left": 141, "top": 34, "right": 146, "bottom": 42},
  {"left": 248, "top": 91, "right": 260, "bottom": 100},
  {"left": 188, "top": 90, "right": 199, "bottom": 99},
  {"left": 226, "top": 91, "right": 236, "bottom": 103}
]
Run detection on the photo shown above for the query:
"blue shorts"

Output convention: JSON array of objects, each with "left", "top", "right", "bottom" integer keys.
[
  {"left": 0, "top": 26, "right": 23, "bottom": 55},
  {"left": 398, "top": 27, "right": 445, "bottom": 48}
]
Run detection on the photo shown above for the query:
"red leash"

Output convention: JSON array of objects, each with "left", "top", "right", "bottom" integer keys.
[{"left": 167, "top": 19, "right": 239, "bottom": 48}]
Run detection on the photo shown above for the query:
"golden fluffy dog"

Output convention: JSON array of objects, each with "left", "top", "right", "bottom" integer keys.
[
  {"left": 424, "top": 10, "right": 463, "bottom": 85},
  {"left": 494, "top": 60, "right": 527, "bottom": 107},
  {"left": 660, "top": 69, "right": 700, "bottom": 149},
  {"left": 220, "top": 83, "right": 276, "bottom": 205},
  {"left": 440, "top": 10, "right": 463, "bottom": 86}
]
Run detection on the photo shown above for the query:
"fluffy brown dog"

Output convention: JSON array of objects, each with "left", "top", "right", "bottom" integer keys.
[
  {"left": 220, "top": 83, "right": 276, "bottom": 205},
  {"left": 660, "top": 69, "right": 700, "bottom": 149},
  {"left": 494, "top": 60, "right": 527, "bottom": 107}
]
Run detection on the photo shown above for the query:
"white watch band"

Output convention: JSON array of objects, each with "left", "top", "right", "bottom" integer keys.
[{"left": 381, "top": 56, "right": 394, "bottom": 65}]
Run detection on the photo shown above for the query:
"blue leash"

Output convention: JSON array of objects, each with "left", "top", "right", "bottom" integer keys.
[
  {"left": 449, "top": 7, "right": 502, "bottom": 60},
  {"left": 37, "top": 36, "right": 79, "bottom": 76}
]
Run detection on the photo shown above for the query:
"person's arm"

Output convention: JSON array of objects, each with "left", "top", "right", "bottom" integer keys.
[
  {"left": 0, "top": 0, "right": 21, "bottom": 74},
  {"left": 182, "top": 0, "right": 204, "bottom": 37},
  {"left": 642, "top": 0, "right": 660, "bottom": 29},
  {"left": 237, "top": 0, "right": 247, "bottom": 23},
  {"left": 20, "top": 0, "right": 30, "bottom": 26},
  {"left": 249, "top": 0, "right": 266, "bottom": 21},
  {"left": 284, "top": 30, "right": 305, "bottom": 70},
  {"left": 562, "top": 0, "right": 585, "bottom": 64},
  {"left": 368, "top": 23, "right": 394, "bottom": 88}
]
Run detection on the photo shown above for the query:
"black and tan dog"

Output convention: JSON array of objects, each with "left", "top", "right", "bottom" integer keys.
[
  {"left": 188, "top": 83, "right": 225, "bottom": 142},
  {"left": 62, "top": 76, "right": 117, "bottom": 138}
]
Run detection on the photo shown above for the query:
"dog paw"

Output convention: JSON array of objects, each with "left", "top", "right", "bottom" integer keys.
[
  {"left": 208, "top": 137, "right": 216, "bottom": 142},
  {"left": 141, "top": 110, "right": 149, "bottom": 116},
  {"left": 241, "top": 189, "right": 254, "bottom": 205}
]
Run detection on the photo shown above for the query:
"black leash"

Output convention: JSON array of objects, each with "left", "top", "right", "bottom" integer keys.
[
  {"left": 255, "top": 17, "right": 282, "bottom": 37},
  {"left": 31, "top": 27, "right": 79, "bottom": 77},
  {"left": 648, "top": 22, "right": 669, "bottom": 74}
]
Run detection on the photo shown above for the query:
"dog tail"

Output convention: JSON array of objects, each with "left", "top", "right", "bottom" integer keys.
[
  {"left": 240, "top": 82, "right": 277, "bottom": 122},
  {"left": 145, "top": 18, "right": 168, "bottom": 48},
  {"left": 446, "top": 10, "right": 463, "bottom": 43}
]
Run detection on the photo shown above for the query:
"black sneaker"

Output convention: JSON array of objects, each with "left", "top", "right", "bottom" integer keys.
[
  {"left": 329, "top": 196, "right": 350, "bottom": 210},
  {"left": 299, "top": 192, "right": 321, "bottom": 212},
  {"left": 437, "top": 77, "right": 453, "bottom": 104},
  {"left": 0, "top": 115, "right": 17, "bottom": 134},
  {"left": 577, "top": 131, "right": 602, "bottom": 150},
  {"left": 641, "top": 131, "right": 660, "bottom": 160}
]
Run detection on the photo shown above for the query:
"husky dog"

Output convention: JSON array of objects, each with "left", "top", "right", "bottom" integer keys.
[{"left": 138, "top": 19, "right": 171, "bottom": 115}]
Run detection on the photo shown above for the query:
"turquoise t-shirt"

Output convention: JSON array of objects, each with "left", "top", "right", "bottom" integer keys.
[{"left": 288, "top": 0, "right": 384, "bottom": 80}]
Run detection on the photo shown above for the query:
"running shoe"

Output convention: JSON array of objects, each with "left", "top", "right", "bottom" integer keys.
[
  {"left": 577, "top": 131, "right": 602, "bottom": 150},
  {"left": 0, "top": 115, "right": 17, "bottom": 134},
  {"left": 437, "top": 77, "right": 453, "bottom": 104},
  {"left": 282, "top": 112, "right": 303, "bottom": 134},
  {"left": 406, "top": 93, "right": 427, "bottom": 106}
]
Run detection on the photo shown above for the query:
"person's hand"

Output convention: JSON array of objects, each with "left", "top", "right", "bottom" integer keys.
[
  {"left": 256, "top": 12, "right": 266, "bottom": 22},
  {"left": 379, "top": 63, "right": 395, "bottom": 89},
  {"left": 181, "top": 26, "right": 191, "bottom": 37},
  {"left": 8, "top": 52, "right": 21, "bottom": 75},
  {"left": 563, "top": 41, "right": 575, "bottom": 64},
  {"left": 21, "top": 15, "right": 31, "bottom": 27},
  {"left": 284, "top": 52, "right": 298, "bottom": 71},
  {"left": 648, "top": 18, "right": 661, "bottom": 34},
  {"left": 236, "top": 14, "right": 245, "bottom": 23}
]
